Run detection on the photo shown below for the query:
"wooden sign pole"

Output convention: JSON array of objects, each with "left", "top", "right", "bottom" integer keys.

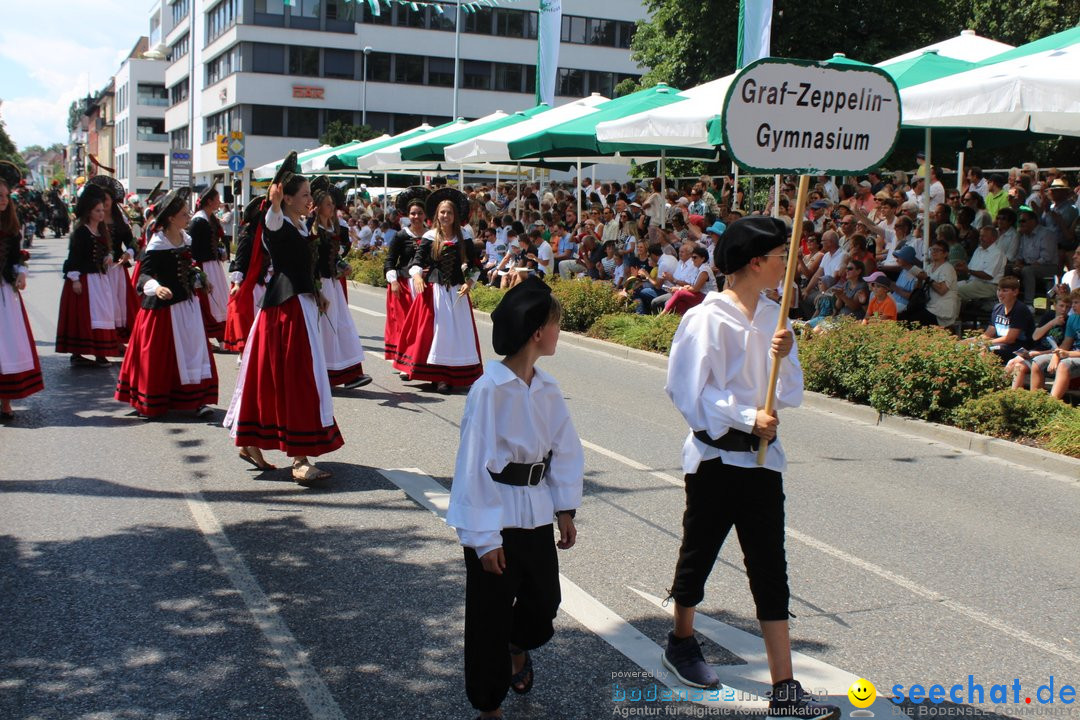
[{"left": 756, "top": 173, "right": 810, "bottom": 466}]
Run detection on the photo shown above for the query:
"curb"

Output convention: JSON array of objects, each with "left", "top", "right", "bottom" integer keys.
[{"left": 349, "top": 281, "right": 1080, "bottom": 480}]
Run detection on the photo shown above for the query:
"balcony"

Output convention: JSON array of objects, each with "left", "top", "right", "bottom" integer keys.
[
  {"left": 137, "top": 97, "right": 171, "bottom": 107},
  {"left": 136, "top": 132, "right": 169, "bottom": 143},
  {"left": 135, "top": 165, "right": 166, "bottom": 177}
]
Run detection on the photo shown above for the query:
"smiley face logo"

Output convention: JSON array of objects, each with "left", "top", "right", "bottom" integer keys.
[{"left": 848, "top": 678, "right": 876, "bottom": 708}]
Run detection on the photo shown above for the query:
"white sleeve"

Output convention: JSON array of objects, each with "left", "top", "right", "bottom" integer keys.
[
  {"left": 408, "top": 265, "right": 423, "bottom": 278},
  {"left": 264, "top": 206, "right": 284, "bottom": 232},
  {"left": 14, "top": 265, "right": 27, "bottom": 276},
  {"left": 446, "top": 383, "right": 505, "bottom": 552},
  {"left": 546, "top": 390, "right": 584, "bottom": 513},
  {"left": 143, "top": 278, "right": 161, "bottom": 296},
  {"left": 229, "top": 271, "right": 244, "bottom": 283},
  {"left": 66, "top": 271, "right": 82, "bottom": 281},
  {"left": 385, "top": 269, "right": 398, "bottom": 283}
]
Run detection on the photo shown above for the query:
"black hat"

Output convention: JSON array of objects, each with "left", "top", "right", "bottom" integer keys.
[
  {"left": 197, "top": 173, "right": 224, "bottom": 207},
  {"left": 151, "top": 187, "right": 192, "bottom": 228},
  {"left": 310, "top": 175, "right": 345, "bottom": 210},
  {"left": 490, "top": 275, "right": 553, "bottom": 356},
  {"left": 0, "top": 160, "right": 22, "bottom": 188},
  {"left": 431, "top": 176, "right": 448, "bottom": 188},
  {"left": 271, "top": 151, "right": 301, "bottom": 187},
  {"left": 715, "top": 216, "right": 788, "bottom": 275},
  {"left": 396, "top": 186, "right": 431, "bottom": 215},
  {"left": 426, "top": 187, "right": 469, "bottom": 223},
  {"left": 74, "top": 183, "right": 109, "bottom": 220},
  {"left": 242, "top": 194, "right": 266, "bottom": 225},
  {"left": 88, "top": 175, "right": 125, "bottom": 204},
  {"left": 145, "top": 180, "right": 166, "bottom": 205}
]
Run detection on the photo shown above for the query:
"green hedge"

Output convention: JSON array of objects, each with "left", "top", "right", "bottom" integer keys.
[
  {"left": 469, "top": 284, "right": 506, "bottom": 313},
  {"left": 349, "top": 254, "right": 387, "bottom": 288},
  {"left": 549, "top": 277, "right": 632, "bottom": 332},
  {"left": 587, "top": 313, "right": 683, "bottom": 355},
  {"left": 953, "top": 389, "right": 1080, "bottom": 457}
]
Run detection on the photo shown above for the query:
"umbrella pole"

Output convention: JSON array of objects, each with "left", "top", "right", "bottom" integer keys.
[
  {"left": 732, "top": 161, "right": 739, "bottom": 212},
  {"left": 515, "top": 162, "right": 521, "bottom": 219},
  {"left": 576, "top": 159, "right": 582, "bottom": 227},
  {"left": 956, "top": 151, "right": 965, "bottom": 194},
  {"left": 773, "top": 174, "right": 781, "bottom": 218},
  {"left": 660, "top": 150, "right": 666, "bottom": 202},
  {"left": 459, "top": 165, "right": 465, "bottom": 188},
  {"left": 923, "top": 128, "right": 932, "bottom": 254},
  {"left": 756, "top": 173, "right": 811, "bottom": 466}
]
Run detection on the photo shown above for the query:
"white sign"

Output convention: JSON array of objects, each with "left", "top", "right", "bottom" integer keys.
[{"left": 720, "top": 59, "right": 900, "bottom": 175}]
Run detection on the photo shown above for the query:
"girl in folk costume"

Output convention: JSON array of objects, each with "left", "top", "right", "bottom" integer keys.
[
  {"left": 223, "top": 194, "right": 270, "bottom": 353},
  {"left": 88, "top": 176, "right": 140, "bottom": 342},
  {"left": 129, "top": 181, "right": 166, "bottom": 287},
  {"left": 383, "top": 186, "right": 429, "bottom": 368},
  {"left": 0, "top": 164, "right": 44, "bottom": 421},
  {"left": 56, "top": 184, "right": 122, "bottom": 366},
  {"left": 115, "top": 188, "right": 218, "bottom": 419},
  {"left": 308, "top": 176, "right": 371, "bottom": 390},
  {"left": 188, "top": 176, "right": 229, "bottom": 344},
  {"left": 393, "top": 188, "right": 483, "bottom": 393},
  {"left": 225, "top": 154, "right": 344, "bottom": 485}
]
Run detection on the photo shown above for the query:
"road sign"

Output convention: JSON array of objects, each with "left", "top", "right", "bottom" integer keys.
[
  {"left": 228, "top": 132, "right": 244, "bottom": 157},
  {"left": 216, "top": 135, "right": 229, "bottom": 165},
  {"left": 169, "top": 149, "right": 193, "bottom": 189},
  {"left": 720, "top": 58, "right": 900, "bottom": 175},
  {"left": 227, "top": 155, "right": 246, "bottom": 173}
]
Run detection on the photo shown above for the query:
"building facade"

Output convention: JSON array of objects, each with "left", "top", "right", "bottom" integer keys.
[
  {"left": 158, "top": 0, "right": 646, "bottom": 188},
  {"left": 114, "top": 36, "right": 170, "bottom": 197}
]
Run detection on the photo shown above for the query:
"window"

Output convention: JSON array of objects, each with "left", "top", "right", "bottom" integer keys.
[
  {"left": 137, "top": 83, "right": 169, "bottom": 107},
  {"left": 295, "top": 0, "right": 319, "bottom": 17},
  {"left": 462, "top": 7, "right": 493, "bottom": 34},
  {"left": 367, "top": 51, "right": 391, "bottom": 82},
  {"left": 326, "top": 0, "right": 355, "bottom": 21},
  {"left": 561, "top": 15, "right": 586, "bottom": 44},
  {"left": 170, "top": 126, "right": 190, "bottom": 149},
  {"left": 395, "top": 54, "right": 424, "bottom": 84},
  {"left": 252, "top": 43, "right": 285, "bottom": 73},
  {"left": 254, "top": 0, "right": 285, "bottom": 26},
  {"left": 496, "top": 9, "right": 526, "bottom": 38},
  {"left": 358, "top": 3, "right": 392, "bottom": 25},
  {"left": 287, "top": 108, "right": 319, "bottom": 138},
  {"left": 395, "top": 114, "right": 423, "bottom": 133},
  {"left": 289, "top": 46, "right": 319, "bottom": 76},
  {"left": 427, "top": 57, "right": 454, "bottom": 88},
  {"left": 137, "top": 118, "right": 167, "bottom": 142},
  {"left": 463, "top": 60, "right": 490, "bottom": 90},
  {"left": 326, "top": 109, "right": 354, "bottom": 128},
  {"left": 171, "top": 0, "right": 191, "bottom": 26},
  {"left": 558, "top": 68, "right": 584, "bottom": 97},
  {"left": 399, "top": 5, "right": 427, "bottom": 28},
  {"left": 324, "top": 49, "right": 354, "bottom": 79},
  {"left": 366, "top": 111, "right": 392, "bottom": 133},
  {"left": 203, "top": 108, "right": 238, "bottom": 142},
  {"left": 206, "top": 48, "right": 238, "bottom": 85},
  {"left": 205, "top": 0, "right": 237, "bottom": 44},
  {"left": 588, "top": 18, "right": 615, "bottom": 46},
  {"left": 167, "top": 32, "right": 189, "bottom": 63},
  {"left": 251, "top": 105, "right": 284, "bottom": 136},
  {"left": 429, "top": 7, "right": 455, "bottom": 32},
  {"left": 136, "top": 153, "right": 166, "bottom": 178},
  {"left": 494, "top": 63, "right": 526, "bottom": 93},
  {"left": 588, "top": 70, "right": 615, "bottom": 98},
  {"left": 617, "top": 21, "right": 636, "bottom": 50}
]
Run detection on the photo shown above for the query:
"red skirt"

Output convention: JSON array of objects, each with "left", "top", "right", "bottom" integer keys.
[
  {"left": 55, "top": 277, "right": 122, "bottom": 357},
  {"left": 115, "top": 305, "right": 218, "bottom": 417},
  {"left": 223, "top": 285, "right": 254, "bottom": 353},
  {"left": 0, "top": 286, "right": 44, "bottom": 400},
  {"left": 229, "top": 296, "right": 344, "bottom": 456},
  {"left": 198, "top": 290, "right": 226, "bottom": 341},
  {"left": 384, "top": 283, "right": 413, "bottom": 360},
  {"left": 392, "top": 284, "right": 482, "bottom": 386},
  {"left": 115, "top": 264, "right": 140, "bottom": 342}
]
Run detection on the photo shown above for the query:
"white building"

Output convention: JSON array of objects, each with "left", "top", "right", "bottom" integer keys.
[
  {"left": 113, "top": 30, "right": 170, "bottom": 197},
  {"left": 157, "top": 0, "right": 647, "bottom": 192}
]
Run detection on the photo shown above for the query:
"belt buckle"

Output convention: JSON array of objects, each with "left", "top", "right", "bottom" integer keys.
[{"left": 527, "top": 462, "right": 546, "bottom": 486}]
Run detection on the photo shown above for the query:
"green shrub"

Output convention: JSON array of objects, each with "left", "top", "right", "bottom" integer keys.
[
  {"left": 549, "top": 278, "right": 631, "bottom": 332},
  {"left": 953, "top": 389, "right": 1073, "bottom": 439},
  {"left": 798, "top": 320, "right": 1008, "bottom": 423},
  {"left": 587, "top": 313, "right": 683, "bottom": 355},
  {"left": 469, "top": 284, "right": 506, "bottom": 313},
  {"left": 1039, "top": 410, "right": 1080, "bottom": 458},
  {"left": 349, "top": 253, "right": 387, "bottom": 288}
]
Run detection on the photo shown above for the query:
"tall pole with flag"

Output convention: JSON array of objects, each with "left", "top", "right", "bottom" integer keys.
[
  {"left": 536, "top": 0, "right": 562, "bottom": 106},
  {"left": 736, "top": 0, "right": 773, "bottom": 69}
]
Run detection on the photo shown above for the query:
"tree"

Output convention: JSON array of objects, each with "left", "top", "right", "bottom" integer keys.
[
  {"left": 0, "top": 117, "right": 25, "bottom": 170},
  {"left": 966, "top": 0, "right": 1080, "bottom": 47},
  {"left": 320, "top": 121, "right": 382, "bottom": 147},
  {"left": 67, "top": 100, "right": 83, "bottom": 134}
]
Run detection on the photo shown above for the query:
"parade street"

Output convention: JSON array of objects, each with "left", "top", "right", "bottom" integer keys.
[{"left": 2, "top": 232, "right": 1079, "bottom": 720}]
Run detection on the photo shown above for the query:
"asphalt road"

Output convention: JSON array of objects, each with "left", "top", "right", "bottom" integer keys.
[{"left": 2, "top": 232, "right": 1078, "bottom": 720}]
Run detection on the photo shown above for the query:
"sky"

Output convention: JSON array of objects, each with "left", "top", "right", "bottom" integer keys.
[{"left": 0, "top": 0, "right": 153, "bottom": 150}]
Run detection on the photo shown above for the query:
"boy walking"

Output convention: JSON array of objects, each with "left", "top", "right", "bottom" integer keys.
[
  {"left": 447, "top": 276, "right": 584, "bottom": 719},
  {"left": 663, "top": 217, "right": 840, "bottom": 720}
]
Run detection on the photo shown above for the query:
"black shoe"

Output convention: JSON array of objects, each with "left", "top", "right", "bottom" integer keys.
[
  {"left": 195, "top": 405, "right": 214, "bottom": 418},
  {"left": 0, "top": 411, "right": 14, "bottom": 422},
  {"left": 661, "top": 632, "right": 719, "bottom": 689},
  {"left": 398, "top": 371, "right": 410, "bottom": 381},
  {"left": 436, "top": 381, "right": 451, "bottom": 394},
  {"left": 767, "top": 679, "right": 840, "bottom": 719},
  {"left": 343, "top": 374, "right": 373, "bottom": 389}
]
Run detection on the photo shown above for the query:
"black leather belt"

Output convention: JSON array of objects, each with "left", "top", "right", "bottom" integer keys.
[
  {"left": 489, "top": 451, "right": 552, "bottom": 487},
  {"left": 693, "top": 429, "right": 762, "bottom": 453}
]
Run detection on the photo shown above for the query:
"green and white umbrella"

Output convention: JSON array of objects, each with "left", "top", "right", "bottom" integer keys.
[
  {"left": 357, "top": 113, "right": 521, "bottom": 171},
  {"left": 252, "top": 144, "right": 343, "bottom": 180},
  {"left": 400, "top": 106, "right": 550, "bottom": 163},
  {"left": 326, "top": 124, "right": 445, "bottom": 170}
]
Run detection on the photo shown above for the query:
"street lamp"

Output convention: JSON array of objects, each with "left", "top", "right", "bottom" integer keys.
[{"left": 362, "top": 46, "right": 372, "bottom": 126}]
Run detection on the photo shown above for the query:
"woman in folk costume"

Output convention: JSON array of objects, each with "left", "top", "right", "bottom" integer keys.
[
  {"left": 115, "top": 188, "right": 218, "bottom": 419},
  {"left": 383, "top": 186, "right": 428, "bottom": 370},
  {"left": 393, "top": 187, "right": 483, "bottom": 394},
  {"left": 223, "top": 194, "right": 270, "bottom": 353},
  {"left": 88, "top": 176, "right": 140, "bottom": 342},
  {"left": 188, "top": 176, "right": 229, "bottom": 344},
  {"left": 308, "top": 176, "right": 371, "bottom": 390},
  {"left": 128, "top": 181, "right": 166, "bottom": 293},
  {"left": 225, "top": 154, "right": 344, "bottom": 485},
  {"left": 0, "top": 163, "right": 44, "bottom": 422},
  {"left": 56, "top": 184, "right": 122, "bottom": 366}
]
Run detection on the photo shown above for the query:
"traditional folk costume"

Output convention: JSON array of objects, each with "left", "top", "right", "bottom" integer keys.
[
  {"left": 225, "top": 159, "right": 343, "bottom": 457},
  {"left": 447, "top": 277, "right": 583, "bottom": 717},
  {"left": 56, "top": 185, "right": 122, "bottom": 360},
  {"left": 115, "top": 189, "right": 218, "bottom": 417},
  {"left": 88, "top": 176, "right": 140, "bottom": 342},
  {"left": 188, "top": 177, "right": 229, "bottom": 342},
  {"left": 662, "top": 217, "right": 838, "bottom": 720},
  {"left": 393, "top": 188, "right": 483, "bottom": 387},
  {"left": 383, "top": 187, "right": 428, "bottom": 360},
  {"left": 223, "top": 195, "right": 270, "bottom": 353},
  {"left": 0, "top": 165, "right": 44, "bottom": 410},
  {"left": 309, "top": 176, "right": 368, "bottom": 388}
]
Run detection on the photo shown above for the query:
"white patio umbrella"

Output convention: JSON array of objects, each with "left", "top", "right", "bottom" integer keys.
[
  {"left": 594, "top": 75, "right": 735, "bottom": 150},
  {"left": 878, "top": 29, "right": 1014, "bottom": 66}
]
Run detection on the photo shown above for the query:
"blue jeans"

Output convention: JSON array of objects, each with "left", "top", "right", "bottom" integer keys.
[{"left": 634, "top": 286, "right": 663, "bottom": 314}]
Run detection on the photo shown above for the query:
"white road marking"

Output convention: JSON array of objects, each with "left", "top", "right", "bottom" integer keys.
[
  {"left": 347, "top": 304, "right": 385, "bottom": 318},
  {"left": 184, "top": 492, "right": 348, "bottom": 720},
  {"left": 580, "top": 439, "right": 683, "bottom": 487}
]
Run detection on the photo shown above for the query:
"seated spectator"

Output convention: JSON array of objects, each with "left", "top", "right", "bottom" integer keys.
[
  {"left": 597, "top": 240, "right": 620, "bottom": 286},
  {"left": 910, "top": 239, "right": 960, "bottom": 329},
  {"left": 648, "top": 241, "right": 700, "bottom": 313},
  {"left": 553, "top": 222, "right": 580, "bottom": 278},
  {"left": 561, "top": 233, "right": 601, "bottom": 280},
  {"left": 1015, "top": 208, "right": 1057, "bottom": 305},
  {"left": 628, "top": 243, "right": 664, "bottom": 314},
  {"left": 1006, "top": 294, "right": 1069, "bottom": 389},
  {"left": 962, "top": 191, "right": 993, "bottom": 230},
  {"left": 1054, "top": 247, "right": 1080, "bottom": 296},
  {"left": 661, "top": 244, "right": 718, "bottom": 315},
  {"left": 955, "top": 206, "right": 980, "bottom": 256},
  {"left": 862, "top": 271, "right": 897, "bottom": 323},
  {"left": 797, "top": 233, "right": 824, "bottom": 285},
  {"left": 829, "top": 258, "right": 870, "bottom": 320},
  {"left": 880, "top": 215, "right": 915, "bottom": 269},
  {"left": 957, "top": 225, "right": 1006, "bottom": 304},
  {"left": 849, "top": 234, "right": 878, "bottom": 276},
  {"left": 938, "top": 224, "right": 967, "bottom": 274},
  {"left": 963, "top": 276, "right": 1033, "bottom": 363},
  {"left": 1029, "top": 288, "right": 1080, "bottom": 400},
  {"left": 525, "top": 228, "right": 553, "bottom": 277}
]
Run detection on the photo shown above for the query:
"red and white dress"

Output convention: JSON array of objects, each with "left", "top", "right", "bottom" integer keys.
[
  {"left": 0, "top": 232, "right": 44, "bottom": 400},
  {"left": 188, "top": 209, "right": 229, "bottom": 341},
  {"left": 55, "top": 225, "right": 122, "bottom": 357},
  {"left": 311, "top": 218, "right": 366, "bottom": 386},
  {"left": 383, "top": 226, "right": 420, "bottom": 359},
  {"left": 392, "top": 229, "right": 483, "bottom": 386},
  {"left": 224, "top": 207, "right": 343, "bottom": 456},
  {"left": 223, "top": 213, "right": 271, "bottom": 353},
  {"left": 115, "top": 231, "right": 218, "bottom": 416},
  {"left": 106, "top": 216, "right": 140, "bottom": 341}
]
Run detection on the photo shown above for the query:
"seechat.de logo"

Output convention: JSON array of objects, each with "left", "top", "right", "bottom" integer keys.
[{"left": 172, "top": 152, "right": 191, "bottom": 160}]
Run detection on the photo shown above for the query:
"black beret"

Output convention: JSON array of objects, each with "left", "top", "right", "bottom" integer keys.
[
  {"left": 490, "top": 275, "right": 553, "bottom": 356},
  {"left": 715, "top": 216, "right": 789, "bottom": 274}
]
